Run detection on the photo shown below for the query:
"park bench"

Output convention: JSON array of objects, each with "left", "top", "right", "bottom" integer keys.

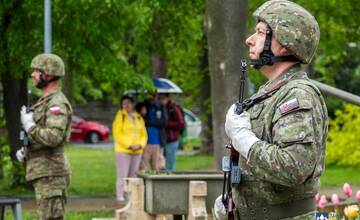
[{"left": 0, "top": 198, "right": 22, "bottom": 220}]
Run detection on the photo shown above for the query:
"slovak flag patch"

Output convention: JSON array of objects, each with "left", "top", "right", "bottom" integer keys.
[
  {"left": 279, "top": 98, "right": 299, "bottom": 114},
  {"left": 49, "top": 106, "right": 62, "bottom": 114}
]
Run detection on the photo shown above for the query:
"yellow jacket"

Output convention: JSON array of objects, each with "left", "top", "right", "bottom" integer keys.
[{"left": 112, "top": 110, "right": 147, "bottom": 154}]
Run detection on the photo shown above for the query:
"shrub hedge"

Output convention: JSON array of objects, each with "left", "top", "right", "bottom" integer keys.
[{"left": 326, "top": 104, "right": 360, "bottom": 166}]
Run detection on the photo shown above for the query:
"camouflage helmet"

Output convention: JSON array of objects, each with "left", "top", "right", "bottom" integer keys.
[
  {"left": 30, "top": 53, "right": 65, "bottom": 77},
  {"left": 253, "top": 0, "right": 320, "bottom": 64}
]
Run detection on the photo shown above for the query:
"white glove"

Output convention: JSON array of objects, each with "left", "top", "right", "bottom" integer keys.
[
  {"left": 214, "top": 195, "right": 227, "bottom": 220},
  {"left": 16, "top": 147, "right": 26, "bottom": 162},
  {"left": 20, "top": 105, "right": 35, "bottom": 132},
  {"left": 225, "top": 104, "right": 260, "bottom": 158}
]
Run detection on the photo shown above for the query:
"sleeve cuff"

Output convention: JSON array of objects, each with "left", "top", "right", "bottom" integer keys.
[{"left": 231, "top": 130, "right": 260, "bottom": 158}]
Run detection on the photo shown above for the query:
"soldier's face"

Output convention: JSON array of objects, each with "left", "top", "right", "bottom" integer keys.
[
  {"left": 245, "top": 22, "right": 284, "bottom": 60},
  {"left": 31, "top": 69, "right": 42, "bottom": 87}
]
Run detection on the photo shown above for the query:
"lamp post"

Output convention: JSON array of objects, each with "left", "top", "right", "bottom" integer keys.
[{"left": 44, "top": 0, "right": 52, "bottom": 53}]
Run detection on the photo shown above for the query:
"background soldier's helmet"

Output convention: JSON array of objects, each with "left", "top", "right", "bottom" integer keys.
[
  {"left": 31, "top": 53, "right": 65, "bottom": 77},
  {"left": 254, "top": 0, "right": 320, "bottom": 64}
]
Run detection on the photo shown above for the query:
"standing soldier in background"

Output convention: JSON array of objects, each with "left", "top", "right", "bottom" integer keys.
[
  {"left": 17, "top": 53, "right": 72, "bottom": 220},
  {"left": 215, "top": 0, "right": 328, "bottom": 219}
]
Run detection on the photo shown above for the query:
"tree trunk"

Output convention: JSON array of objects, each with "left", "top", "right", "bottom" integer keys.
[
  {"left": 2, "top": 73, "right": 28, "bottom": 159},
  {"left": 151, "top": 54, "right": 167, "bottom": 78},
  {"left": 0, "top": 0, "right": 26, "bottom": 161},
  {"left": 205, "top": 0, "right": 248, "bottom": 169},
  {"left": 198, "top": 39, "right": 213, "bottom": 153}
]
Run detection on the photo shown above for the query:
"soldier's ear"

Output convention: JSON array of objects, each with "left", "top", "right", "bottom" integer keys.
[{"left": 279, "top": 47, "right": 291, "bottom": 56}]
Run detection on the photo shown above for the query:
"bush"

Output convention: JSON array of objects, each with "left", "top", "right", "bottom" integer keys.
[{"left": 326, "top": 104, "right": 360, "bottom": 166}]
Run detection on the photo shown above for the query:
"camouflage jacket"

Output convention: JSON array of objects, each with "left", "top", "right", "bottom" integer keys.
[
  {"left": 233, "top": 65, "right": 328, "bottom": 208},
  {"left": 26, "top": 88, "right": 72, "bottom": 181}
]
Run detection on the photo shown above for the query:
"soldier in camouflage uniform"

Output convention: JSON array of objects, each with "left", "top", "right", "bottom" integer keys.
[
  {"left": 215, "top": 1, "right": 328, "bottom": 219},
  {"left": 17, "top": 54, "right": 72, "bottom": 220}
]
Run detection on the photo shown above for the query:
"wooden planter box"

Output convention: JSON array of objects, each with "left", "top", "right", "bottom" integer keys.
[{"left": 137, "top": 171, "right": 223, "bottom": 215}]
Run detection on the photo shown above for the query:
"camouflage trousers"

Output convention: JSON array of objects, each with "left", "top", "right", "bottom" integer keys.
[{"left": 32, "top": 176, "right": 70, "bottom": 220}]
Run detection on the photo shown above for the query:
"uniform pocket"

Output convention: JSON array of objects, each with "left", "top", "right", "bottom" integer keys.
[
  {"left": 249, "top": 103, "right": 265, "bottom": 139},
  {"left": 252, "top": 124, "right": 265, "bottom": 140},
  {"left": 34, "top": 176, "right": 67, "bottom": 200},
  {"left": 33, "top": 106, "right": 45, "bottom": 124}
]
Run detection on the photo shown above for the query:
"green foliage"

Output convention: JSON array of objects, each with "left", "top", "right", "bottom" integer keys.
[
  {"left": 324, "top": 96, "right": 345, "bottom": 118},
  {"left": 0, "top": 103, "right": 26, "bottom": 188},
  {"left": 326, "top": 104, "right": 360, "bottom": 166},
  {"left": 0, "top": 140, "right": 27, "bottom": 189}
]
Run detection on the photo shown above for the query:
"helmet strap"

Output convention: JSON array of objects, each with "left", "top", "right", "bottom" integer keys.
[
  {"left": 36, "top": 73, "right": 59, "bottom": 89},
  {"left": 250, "top": 25, "right": 300, "bottom": 69}
]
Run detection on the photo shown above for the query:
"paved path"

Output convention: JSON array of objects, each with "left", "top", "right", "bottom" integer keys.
[
  {"left": 20, "top": 196, "right": 117, "bottom": 211},
  {"left": 17, "top": 185, "right": 360, "bottom": 211}
]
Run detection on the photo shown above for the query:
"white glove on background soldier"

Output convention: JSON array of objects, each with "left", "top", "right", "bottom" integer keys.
[
  {"left": 20, "top": 105, "right": 35, "bottom": 132},
  {"left": 16, "top": 147, "right": 26, "bottom": 162},
  {"left": 225, "top": 104, "right": 260, "bottom": 158},
  {"left": 214, "top": 195, "right": 227, "bottom": 220}
]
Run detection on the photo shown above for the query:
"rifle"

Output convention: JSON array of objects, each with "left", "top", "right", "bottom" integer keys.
[
  {"left": 19, "top": 90, "right": 32, "bottom": 161},
  {"left": 222, "top": 59, "right": 247, "bottom": 220}
]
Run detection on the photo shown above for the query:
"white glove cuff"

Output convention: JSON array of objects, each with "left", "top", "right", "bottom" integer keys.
[
  {"left": 231, "top": 129, "right": 260, "bottom": 158},
  {"left": 16, "top": 148, "right": 25, "bottom": 162},
  {"left": 214, "top": 195, "right": 227, "bottom": 220},
  {"left": 24, "top": 121, "right": 35, "bottom": 132}
]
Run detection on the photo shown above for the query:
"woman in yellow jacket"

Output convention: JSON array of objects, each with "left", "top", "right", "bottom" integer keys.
[{"left": 112, "top": 95, "right": 147, "bottom": 206}]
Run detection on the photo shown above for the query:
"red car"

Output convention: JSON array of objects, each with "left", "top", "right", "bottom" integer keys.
[{"left": 71, "top": 115, "right": 110, "bottom": 143}]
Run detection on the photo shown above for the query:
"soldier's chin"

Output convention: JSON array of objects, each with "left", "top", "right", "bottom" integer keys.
[
  {"left": 33, "top": 81, "right": 39, "bottom": 88},
  {"left": 35, "top": 81, "right": 47, "bottom": 89}
]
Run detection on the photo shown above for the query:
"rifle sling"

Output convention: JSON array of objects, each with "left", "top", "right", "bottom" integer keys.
[{"left": 242, "top": 81, "right": 286, "bottom": 110}]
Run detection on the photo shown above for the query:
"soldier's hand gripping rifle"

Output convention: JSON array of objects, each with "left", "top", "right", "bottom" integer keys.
[
  {"left": 222, "top": 59, "right": 247, "bottom": 220},
  {"left": 18, "top": 90, "right": 32, "bottom": 162}
]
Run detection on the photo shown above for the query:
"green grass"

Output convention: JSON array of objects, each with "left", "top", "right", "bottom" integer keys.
[
  {"left": 67, "top": 145, "right": 214, "bottom": 195},
  {"left": 320, "top": 165, "right": 360, "bottom": 187},
  {"left": 186, "top": 137, "right": 202, "bottom": 149},
  {"left": 67, "top": 146, "right": 116, "bottom": 196},
  {"left": 1, "top": 144, "right": 359, "bottom": 196},
  {"left": 177, "top": 153, "right": 214, "bottom": 170},
  {"left": 5, "top": 210, "right": 113, "bottom": 220}
]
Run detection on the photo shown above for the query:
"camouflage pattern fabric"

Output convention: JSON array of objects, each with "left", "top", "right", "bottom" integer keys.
[
  {"left": 253, "top": 0, "right": 320, "bottom": 64},
  {"left": 233, "top": 65, "right": 328, "bottom": 219},
  {"left": 31, "top": 53, "right": 65, "bottom": 76},
  {"left": 26, "top": 88, "right": 72, "bottom": 181},
  {"left": 33, "top": 176, "right": 69, "bottom": 220}
]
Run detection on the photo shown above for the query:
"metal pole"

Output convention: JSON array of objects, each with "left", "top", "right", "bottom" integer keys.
[
  {"left": 44, "top": 0, "right": 52, "bottom": 53},
  {"left": 311, "top": 80, "right": 360, "bottom": 106}
]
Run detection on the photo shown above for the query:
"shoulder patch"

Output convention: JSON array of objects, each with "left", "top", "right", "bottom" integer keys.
[
  {"left": 279, "top": 98, "right": 299, "bottom": 114},
  {"left": 49, "top": 106, "right": 62, "bottom": 114}
]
